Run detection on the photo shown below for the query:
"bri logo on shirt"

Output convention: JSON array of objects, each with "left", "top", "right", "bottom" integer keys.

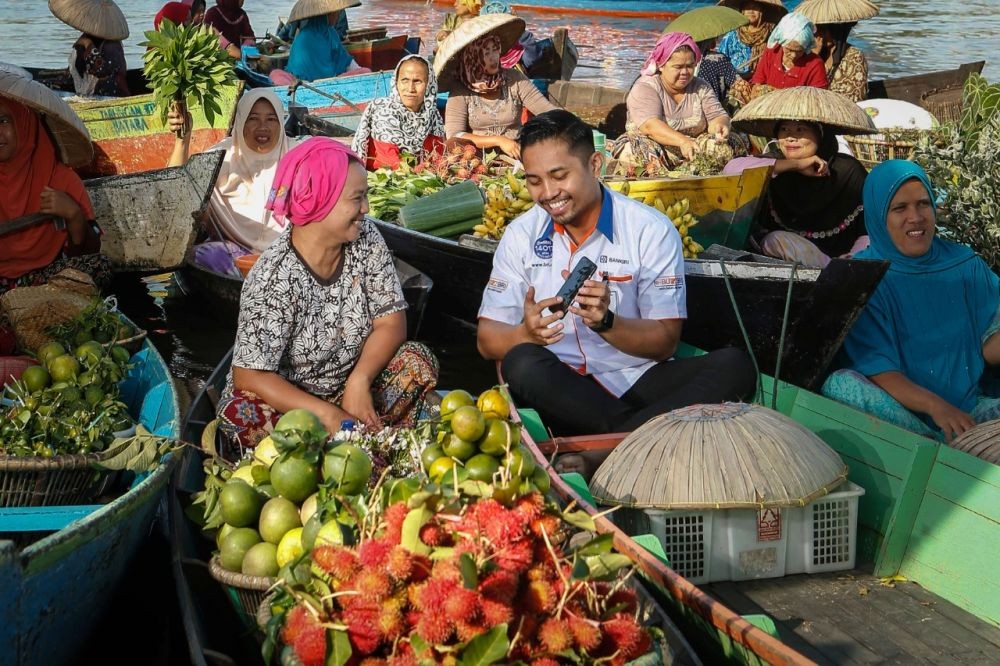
[{"left": 533, "top": 237, "right": 553, "bottom": 259}]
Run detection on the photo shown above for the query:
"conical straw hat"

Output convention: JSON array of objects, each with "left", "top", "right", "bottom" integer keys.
[
  {"left": 590, "top": 403, "right": 849, "bottom": 510},
  {"left": 288, "top": 0, "right": 362, "bottom": 23},
  {"left": 794, "top": 0, "right": 879, "bottom": 25},
  {"left": 732, "top": 86, "right": 877, "bottom": 136},
  {"left": 950, "top": 419, "right": 1000, "bottom": 464},
  {"left": 48, "top": 0, "right": 129, "bottom": 41},
  {"left": 0, "top": 63, "right": 33, "bottom": 81},
  {"left": 0, "top": 71, "right": 93, "bottom": 167},
  {"left": 717, "top": 0, "right": 788, "bottom": 24},
  {"left": 434, "top": 14, "right": 526, "bottom": 89},
  {"left": 664, "top": 6, "right": 749, "bottom": 41}
]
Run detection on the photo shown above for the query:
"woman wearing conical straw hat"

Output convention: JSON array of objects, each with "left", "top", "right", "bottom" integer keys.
[
  {"left": 49, "top": 0, "right": 130, "bottom": 97},
  {"left": 723, "top": 86, "right": 873, "bottom": 268},
  {"left": 717, "top": 0, "right": 787, "bottom": 76},
  {"left": 437, "top": 14, "right": 557, "bottom": 159},
  {"left": 796, "top": 0, "right": 880, "bottom": 102}
]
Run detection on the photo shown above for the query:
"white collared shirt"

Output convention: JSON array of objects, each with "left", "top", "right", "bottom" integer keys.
[{"left": 479, "top": 186, "right": 686, "bottom": 397}]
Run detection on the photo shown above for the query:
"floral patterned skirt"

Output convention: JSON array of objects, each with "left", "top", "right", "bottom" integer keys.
[
  {"left": 609, "top": 127, "right": 749, "bottom": 177},
  {"left": 217, "top": 341, "right": 439, "bottom": 459},
  {"left": 0, "top": 253, "right": 112, "bottom": 296}
]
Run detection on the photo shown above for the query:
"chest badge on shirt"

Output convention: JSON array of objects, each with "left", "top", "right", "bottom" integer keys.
[{"left": 534, "top": 237, "right": 553, "bottom": 260}]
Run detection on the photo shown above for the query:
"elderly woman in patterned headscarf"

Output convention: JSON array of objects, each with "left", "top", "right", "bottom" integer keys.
[
  {"left": 750, "top": 12, "right": 827, "bottom": 92},
  {"left": 609, "top": 32, "right": 746, "bottom": 176},
  {"left": 351, "top": 55, "right": 445, "bottom": 170},
  {"left": 440, "top": 16, "right": 557, "bottom": 159},
  {"left": 717, "top": 0, "right": 787, "bottom": 76},
  {"left": 217, "top": 138, "right": 439, "bottom": 453}
]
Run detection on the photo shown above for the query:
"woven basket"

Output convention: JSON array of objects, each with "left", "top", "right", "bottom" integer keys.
[
  {"left": 209, "top": 555, "right": 276, "bottom": 631},
  {"left": 843, "top": 134, "right": 919, "bottom": 171},
  {"left": 0, "top": 284, "right": 93, "bottom": 352},
  {"left": 920, "top": 85, "right": 964, "bottom": 125},
  {"left": 949, "top": 419, "right": 1000, "bottom": 464},
  {"left": 0, "top": 452, "right": 116, "bottom": 507}
]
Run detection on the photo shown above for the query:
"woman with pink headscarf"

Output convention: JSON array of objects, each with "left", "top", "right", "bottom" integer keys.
[
  {"left": 609, "top": 32, "right": 746, "bottom": 176},
  {"left": 216, "top": 138, "right": 439, "bottom": 450}
]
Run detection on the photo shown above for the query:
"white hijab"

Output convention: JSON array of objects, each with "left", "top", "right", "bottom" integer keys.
[{"left": 208, "top": 88, "right": 299, "bottom": 252}]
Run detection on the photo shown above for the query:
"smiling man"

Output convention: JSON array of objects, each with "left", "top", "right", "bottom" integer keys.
[{"left": 477, "top": 110, "right": 754, "bottom": 435}]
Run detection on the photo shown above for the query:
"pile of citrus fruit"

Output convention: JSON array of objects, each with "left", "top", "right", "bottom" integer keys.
[
  {"left": 421, "top": 388, "right": 550, "bottom": 497},
  {"left": 214, "top": 408, "right": 374, "bottom": 578}
]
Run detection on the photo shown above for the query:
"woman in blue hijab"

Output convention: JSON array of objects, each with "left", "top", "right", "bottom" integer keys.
[
  {"left": 285, "top": 13, "right": 359, "bottom": 82},
  {"left": 822, "top": 160, "right": 1000, "bottom": 442}
]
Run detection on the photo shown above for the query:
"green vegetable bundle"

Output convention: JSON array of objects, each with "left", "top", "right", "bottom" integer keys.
[
  {"left": 141, "top": 18, "right": 237, "bottom": 132},
  {"left": 366, "top": 165, "right": 446, "bottom": 222}
]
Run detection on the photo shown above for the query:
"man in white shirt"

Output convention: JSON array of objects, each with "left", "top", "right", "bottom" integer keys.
[{"left": 477, "top": 110, "right": 754, "bottom": 435}]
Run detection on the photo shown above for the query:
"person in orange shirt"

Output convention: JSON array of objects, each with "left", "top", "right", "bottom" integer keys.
[{"left": 0, "top": 99, "right": 107, "bottom": 293}]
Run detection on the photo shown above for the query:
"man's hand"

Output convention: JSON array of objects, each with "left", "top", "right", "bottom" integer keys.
[
  {"left": 522, "top": 286, "right": 564, "bottom": 345},
  {"left": 568, "top": 272, "right": 611, "bottom": 331}
]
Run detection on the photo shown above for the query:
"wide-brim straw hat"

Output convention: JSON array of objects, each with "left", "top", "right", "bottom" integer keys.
[
  {"left": 664, "top": 6, "right": 749, "bottom": 41},
  {"left": 48, "top": 0, "right": 129, "bottom": 41},
  {"left": 717, "top": 0, "right": 788, "bottom": 24},
  {"left": 434, "top": 14, "right": 526, "bottom": 89},
  {"left": 794, "top": 0, "right": 879, "bottom": 25},
  {"left": 288, "top": 0, "right": 362, "bottom": 23},
  {"left": 590, "top": 403, "right": 849, "bottom": 510},
  {"left": 0, "top": 71, "right": 93, "bottom": 167},
  {"left": 732, "top": 86, "right": 878, "bottom": 136}
]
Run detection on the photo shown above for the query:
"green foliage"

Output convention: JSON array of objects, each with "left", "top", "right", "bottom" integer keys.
[
  {"left": 141, "top": 18, "right": 237, "bottom": 126},
  {"left": 959, "top": 74, "right": 1000, "bottom": 145}
]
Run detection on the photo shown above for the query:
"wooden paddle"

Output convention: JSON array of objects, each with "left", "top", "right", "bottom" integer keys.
[{"left": 0, "top": 213, "right": 64, "bottom": 238}]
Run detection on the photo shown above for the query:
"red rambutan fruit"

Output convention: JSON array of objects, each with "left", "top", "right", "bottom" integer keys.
[
  {"left": 292, "top": 624, "right": 326, "bottom": 666},
  {"left": 478, "top": 570, "right": 519, "bottom": 603},
  {"left": 312, "top": 545, "right": 360, "bottom": 581},
  {"left": 354, "top": 569, "right": 394, "bottom": 602},
  {"left": 281, "top": 604, "right": 315, "bottom": 645},
  {"left": 388, "top": 643, "right": 419, "bottom": 666},
  {"left": 418, "top": 523, "right": 448, "bottom": 547},
  {"left": 568, "top": 615, "right": 602, "bottom": 652},
  {"left": 443, "top": 586, "right": 481, "bottom": 623},
  {"left": 529, "top": 513, "right": 560, "bottom": 540},
  {"left": 417, "top": 577, "right": 458, "bottom": 610},
  {"left": 479, "top": 598, "right": 514, "bottom": 628},
  {"left": 410, "top": 553, "right": 433, "bottom": 582},
  {"left": 455, "top": 619, "right": 488, "bottom": 642},
  {"left": 522, "top": 579, "right": 557, "bottom": 614},
  {"left": 606, "top": 589, "right": 639, "bottom": 616},
  {"left": 495, "top": 539, "right": 534, "bottom": 573},
  {"left": 378, "top": 607, "right": 406, "bottom": 641},
  {"left": 532, "top": 659, "right": 562, "bottom": 666},
  {"left": 416, "top": 610, "right": 454, "bottom": 644},
  {"left": 512, "top": 492, "right": 545, "bottom": 521},
  {"left": 385, "top": 546, "right": 415, "bottom": 582},
  {"left": 600, "top": 616, "right": 650, "bottom": 661},
  {"left": 360, "top": 659, "right": 388, "bottom": 666},
  {"left": 383, "top": 502, "right": 410, "bottom": 544},
  {"left": 538, "top": 618, "right": 574, "bottom": 653},
  {"left": 358, "top": 538, "right": 393, "bottom": 568}
]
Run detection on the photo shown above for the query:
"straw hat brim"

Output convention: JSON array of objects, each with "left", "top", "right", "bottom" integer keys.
[
  {"left": 0, "top": 72, "right": 93, "bottom": 167},
  {"left": 732, "top": 86, "right": 878, "bottom": 136},
  {"left": 48, "top": 0, "right": 129, "bottom": 41},
  {"left": 794, "top": 0, "right": 880, "bottom": 25},
  {"left": 717, "top": 0, "right": 788, "bottom": 24},
  {"left": 434, "top": 14, "right": 526, "bottom": 89},
  {"left": 288, "top": 0, "right": 363, "bottom": 23},
  {"left": 664, "top": 6, "right": 749, "bottom": 41}
]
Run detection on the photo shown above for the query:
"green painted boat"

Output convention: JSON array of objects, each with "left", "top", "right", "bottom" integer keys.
[{"left": 511, "top": 344, "right": 1000, "bottom": 664}]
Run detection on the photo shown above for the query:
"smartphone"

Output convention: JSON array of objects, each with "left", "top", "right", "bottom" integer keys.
[{"left": 551, "top": 257, "right": 598, "bottom": 313}]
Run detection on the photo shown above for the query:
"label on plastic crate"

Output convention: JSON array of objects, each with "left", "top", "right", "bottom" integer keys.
[{"left": 757, "top": 508, "right": 782, "bottom": 542}]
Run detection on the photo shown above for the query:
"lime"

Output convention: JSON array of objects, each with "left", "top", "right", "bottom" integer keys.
[
  {"left": 47, "top": 354, "right": 80, "bottom": 383},
  {"left": 259, "top": 497, "right": 302, "bottom": 544},
  {"left": 110, "top": 345, "right": 131, "bottom": 365},
  {"left": 270, "top": 454, "right": 320, "bottom": 502},
  {"left": 73, "top": 329, "right": 93, "bottom": 346},
  {"left": 440, "top": 390, "right": 474, "bottom": 419},
  {"left": 219, "top": 527, "right": 262, "bottom": 572},
  {"left": 220, "top": 480, "right": 264, "bottom": 528},
  {"left": 253, "top": 436, "right": 280, "bottom": 467},
  {"left": 421, "top": 443, "right": 444, "bottom": 471},
  {"left": 442, "top": 433, "right": 477, "bottom": 461},
  {"left": 93, "top": 328, "right": 113, "bottom": 344},
  {"left": 74, "top": 341, "right": 104, "bottom": 366},
  {"left": 230, "top": 465, "right": 255, "bottom": 485},
  {"left": 276, "top": 527, "right": 305, "bottom": 567},
  {"left": 299, "top": 492, "right": 319, "bottom": 524},
  {"left": 313, "top": 519, "right": 346, "bottom": 548},
  {"left": 36, "top": 342, "right": 66, "bottom": 365},
  {"left": 530, "top": 465, "right": 551, "bottom": 493},
  {"left": 322, "top": 443, "right": 373, "bottom": 496},
  {"left": 465, "top": 453, "right": 500, "bottom": 482},
  {"left": 477, "top": 388, "right": 510, "bottom": 420},
  {"left": 478, "top": 419, "right": 517, "bottom": 456},
  {"left": 216, "top": 522, "right": 236, "bottom": 548},
  {"left": 427, "top": 456, "right": 456, "bottom": 482},
  {"left": 84, "top": 385, "right": 105, "bottom": 406},
  {"left": 451, "top": 405, "right": 486, "bottom": 442},
  {"left": 274, "top": 408, "right": 328, "bottom": 440},
  {"left": 257, "top": 483, "right": 278, "bottom": 498},
  {"left": 504, "top": 446, "right": 537, "bottom": 477},
  {"left": 21, "top": 365, "right": 50, "bottom": 393},
  {"left": 242, "top": 541, "right": 280, "bottom": 577},
  {"left": 59, "top": 386, "right": 82, "bottom": 403}
]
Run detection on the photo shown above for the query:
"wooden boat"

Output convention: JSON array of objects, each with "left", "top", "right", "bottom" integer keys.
[
  {"left": 68, "top": 82, "right": 241, "bottom": 178},
  {"left": 868, "top": 61, "right": 986, "bottom": 106},
  {"left": 174, "top": 249, "right": 435, "bottom": 340},
  {"left": 509, "top": 344, "right": 1000, "bottom": 664},
  {"left": 23, "top": 66, "right": 151, "bottom": 96},
  {"left": 0, "top": 318, "right": 181, "bottom": 666},
  {"left": 85, "top": 150, "right": 225, "bottom": 273},
  {"left": 401, "top": 0, "right": 702, "bottom": 19},
  {"left": 522, "top": 28, "right": 579, "bottom": 83}
]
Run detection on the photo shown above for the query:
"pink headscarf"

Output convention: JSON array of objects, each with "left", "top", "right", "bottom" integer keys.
[
  {"left": 640, "top": 32, "right": 702, "bottom": 77},
  {"left": 265, "top": 138, "right": 362, "bottom": 227}
]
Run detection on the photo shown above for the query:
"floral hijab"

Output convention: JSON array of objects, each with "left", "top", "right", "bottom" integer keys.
[{"left": 459, "top": 35, "right": 503, "bottom": 94}]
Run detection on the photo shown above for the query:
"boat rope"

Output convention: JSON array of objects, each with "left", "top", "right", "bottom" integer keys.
[
  {"left": 771, "top": 261, "right": 800, "bottom": 410},
  {"left": 719, "top": 259, "right": 763, "bottom": 405}
]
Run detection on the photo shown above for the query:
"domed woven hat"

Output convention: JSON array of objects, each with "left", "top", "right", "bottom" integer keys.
[
  {"left": 794, "top": 0, "right": 880, "bottom": 25},
  {"left": 434, "top": 13, "right": 525, "bottom": 90},
  {"left": 288, "top": 0, "right": 363, "bottom": 23},
  {"left": 48, "top": 0, "right": 129, "bottom": 41},
  {"left": 590, "top": 403, "right": 849, "bottom": 510},
  {"left": 732, "top": 85, "right": 878, "bottom": 136},
  {"left": 0, "top": 71, "right": 93, "bottom": 167},
  {"left": 717, "top": 0, "right": 788, "bottom": 24}
]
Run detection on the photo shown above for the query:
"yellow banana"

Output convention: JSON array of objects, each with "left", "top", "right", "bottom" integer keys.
[
  {"left": 505, "top": 171, "right": 522, "bottom": 194},
  {"left": 689, "top": 241, "right": 704, "bottom": 254},
  {"left": 678, "top": 224, "right": 687, "bottom": 236},
  {"left": 517, "top": 188, "right": 533, "bottom": 202},
  {"left": 653, "top": 198, "right": 666, "bottom": 213},
  {"left": 679, "top": 198, "right": 690, "bottom": 216},
  {"left": 686, "top": 216, "right": 700, "bottom": 228},
  {"left": 473, "top": 224, "right": 490, "bottom": 235}
]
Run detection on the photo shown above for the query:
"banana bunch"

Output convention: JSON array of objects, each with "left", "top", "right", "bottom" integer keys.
[
  {"left": 473, "top": 171, "right": 535, "bottom": 240},
  {"left": 649, "top": 196, "right": 705, "bottom": 259}
]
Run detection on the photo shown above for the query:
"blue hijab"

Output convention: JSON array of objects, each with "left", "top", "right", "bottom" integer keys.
[
  {"left": 286, "top": 15, "right": 353, "bottom": 82},
  {"left": 844, "top": 160, "right": 1000, "bottom": 413}
]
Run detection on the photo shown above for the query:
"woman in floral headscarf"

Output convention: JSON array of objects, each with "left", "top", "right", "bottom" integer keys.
[
  {"left": 217, "top": 138, "right": 439, "bottom": 453},
  {"left": 717, "top": 0, "right": 787, "bottom": 76},
  {"left": 351, "top": 55, "right": 445, "bottom": 170},
  {"left": 750, "top": 12, "right": 827, "bottom": 92},
  {"left": 439, "top": 15, "right": 557, "bottom": 159},
  {"left": 609, "top": 32, "right": 746, "bottom": 175}
]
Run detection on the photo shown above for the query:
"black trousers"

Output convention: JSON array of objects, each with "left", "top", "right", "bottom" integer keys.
[{"left": 502, "top": 343, "right": 756, "bottom": 436}]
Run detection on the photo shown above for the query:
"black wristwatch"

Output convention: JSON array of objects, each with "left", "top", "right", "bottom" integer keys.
[{"left": 593, "top": 308, "right": 615, "bottom": 333}]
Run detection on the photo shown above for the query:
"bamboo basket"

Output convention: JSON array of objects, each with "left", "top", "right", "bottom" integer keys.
[
  {"left": 209, "top": 555, "right": 276, "bottom": 632},
  {"left": 0, "top": 452, "right": 116, "bottom": 507},
  {"left": 843, "top": 134, "right": 919, "bottom": 171},
  {"left": 949, "top": 419, "right": 1000, "bottom": 464},
  {"left": 920, "top": 85, "right": 964, "bottom": 125}
]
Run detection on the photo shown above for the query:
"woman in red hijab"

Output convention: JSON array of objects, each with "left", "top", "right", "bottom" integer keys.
[
  {"left": 0, "top": 99, "right": 106, "bottom": 293},
  {"left": 204, "top": 0, "right": 255, "bottom": 58},
  {"left": 154, "top": 2, "right": 192, "bottom": 29}
]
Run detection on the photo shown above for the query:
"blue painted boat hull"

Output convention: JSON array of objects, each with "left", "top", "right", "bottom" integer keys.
[{"left": 0, "top": 325, "right": 180, "bottom": 666}]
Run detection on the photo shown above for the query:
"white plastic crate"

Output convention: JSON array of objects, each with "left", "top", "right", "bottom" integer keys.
[{"left": 613, "top": 482, "right": 865, "bottom": 584}]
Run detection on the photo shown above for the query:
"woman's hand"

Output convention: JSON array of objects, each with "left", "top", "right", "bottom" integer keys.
[
  {"left": 927, "top": 401, "right": 975, "bottom": 442},
  {"left": 167, "top": 108, "right": 193, "bottom": 135},
  {"left": 795, "top": 155, "right": 829, "bottom": 177},
  {"left": 679, "top": 136, "right": 697, "bottom": 161},
  {"left": 495, "top": 136, "right": 521, "bottom": 160},
  {"left": 316, "top": 402, "right": 352, "bottom": 438},
  {"left": 39, "top": 187, "right": 82, "bottom": 222},
  {"left": 341, "top": 374, "right": 382, "bottom": 430}
]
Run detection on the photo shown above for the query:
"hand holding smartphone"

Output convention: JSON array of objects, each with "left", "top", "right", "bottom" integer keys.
[{"left": 551, "top": 256, "right": 598, "bottom": 313}]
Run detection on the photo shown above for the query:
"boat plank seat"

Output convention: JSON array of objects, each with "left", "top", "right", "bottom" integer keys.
[
  {"left": 705, "top": 566, "right": 1000, "bottom": 665},
  {"left": 0, "top": 505, "right": 103, "bottom": 532}
]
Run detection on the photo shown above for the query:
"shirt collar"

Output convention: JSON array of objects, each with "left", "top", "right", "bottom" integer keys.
[{"left": 539, "top": 185, "right": 614, "bottom": 244}]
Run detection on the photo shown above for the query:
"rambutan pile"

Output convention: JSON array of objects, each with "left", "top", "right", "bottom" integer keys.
[{"left": 278, "top": 492, "right": 653, "bottom": 665}]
